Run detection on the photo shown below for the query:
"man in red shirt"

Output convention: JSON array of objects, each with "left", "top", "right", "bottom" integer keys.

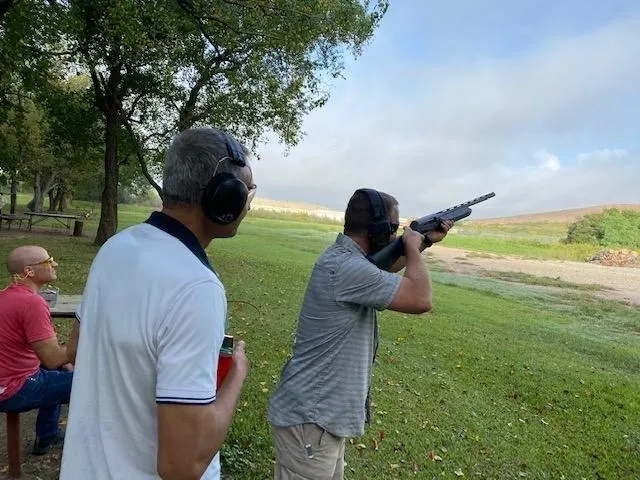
[{"left": 0, "top": 245, "right": 74, "bottom": 455}]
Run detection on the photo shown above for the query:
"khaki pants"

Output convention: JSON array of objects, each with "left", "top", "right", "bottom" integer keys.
[{"left": 271, "top": 423, "right": 345, "bottom": 480}]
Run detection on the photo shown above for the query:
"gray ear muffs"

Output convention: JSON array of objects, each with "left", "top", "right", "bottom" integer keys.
[{"left": 201, "top": 132, "right": 249, "bottom": 225}]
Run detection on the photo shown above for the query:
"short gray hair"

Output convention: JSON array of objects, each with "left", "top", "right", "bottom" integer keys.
[{"left": 162, "top": 127, "right": 250, "bottom": 206}]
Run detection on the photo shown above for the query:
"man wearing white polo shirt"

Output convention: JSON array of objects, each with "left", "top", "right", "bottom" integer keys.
[{"left": 59, "top": 127, "right": 256, "bottom": 480}]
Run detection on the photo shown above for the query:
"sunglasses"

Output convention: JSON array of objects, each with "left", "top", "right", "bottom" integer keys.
[{"left": 33, "top": 257, "right": 56, "bottom": 267}]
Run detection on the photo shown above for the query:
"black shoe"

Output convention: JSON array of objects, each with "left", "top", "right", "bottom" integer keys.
[{"left": 32, "top": 429, "right": 65, "bottom": 455}]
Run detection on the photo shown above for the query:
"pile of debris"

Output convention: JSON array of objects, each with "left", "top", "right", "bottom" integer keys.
[{"left": 588, "top": 249, "right": 639, "bottom": 267}]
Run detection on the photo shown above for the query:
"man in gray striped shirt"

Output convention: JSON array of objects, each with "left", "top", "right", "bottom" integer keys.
[{"left": 268, "top": 188, "right": 452, "bottom": 480}]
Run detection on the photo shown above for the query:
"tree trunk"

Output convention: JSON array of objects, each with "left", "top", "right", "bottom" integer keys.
[
  {"left": 94, "top": 107, "right": 119, "bottom": 246},
  {"left": 53, "top": 187, "right": 66, "bottom": 211},
  {"left": 59, "top": 190, "right": 71, "bottom": 212},
  {"left": 30, "top": 172, "right": 45, "bottom": 212},
  {"left": 29, "top": 172, "right": 56, "bottom": 213},
  {"left": 9, "top": 173, "right": 17, "bottom": 214},
  {"left": 48, "top": 188, "right": 57, "bottom": 212}
]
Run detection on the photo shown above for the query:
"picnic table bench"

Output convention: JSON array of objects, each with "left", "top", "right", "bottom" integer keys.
[
  {"left": 49, "top": 294, "right": 82, "bottom": 318},
  {"left": 24, "top": 212, "right": 85, "bottom": 236},
  {"left": 0, "top": 213, "right": 29, "bottom": 231}
]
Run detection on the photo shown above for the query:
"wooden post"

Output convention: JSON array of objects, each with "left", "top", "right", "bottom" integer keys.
[
  {"left": 73, "top": 220, "right": 84, "bottom": 237},
  {"left": 6, "top": 412, "right": 21, "bottom": 478}
]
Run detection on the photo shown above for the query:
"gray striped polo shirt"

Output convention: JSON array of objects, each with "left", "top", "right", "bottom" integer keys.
[{"left": 268, "top": 233, "right": 402, "bottom": 437}]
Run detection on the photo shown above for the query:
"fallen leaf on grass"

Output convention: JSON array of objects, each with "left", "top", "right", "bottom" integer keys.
[
  {"left": 354, "top": 443, "right": 367, "bottom": 456},
  {"left": 428, "top": 451, "right": 442, "bottom": 461},
  {"left": 454, "top": 468, "right": 465, "bottom": 477}
]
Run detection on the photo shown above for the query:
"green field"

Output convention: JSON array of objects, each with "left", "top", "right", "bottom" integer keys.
[{"left": 1, "top": 199, "right": 639, "bottom": 479}]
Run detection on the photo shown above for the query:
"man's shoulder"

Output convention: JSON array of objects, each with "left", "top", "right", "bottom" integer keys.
[
  {"left": 2, "top": 286, "right": 47, "bottom": 309},
  {"left": 98, "top": 222, "right": 154, "bottom": 248},
  {"left": 318, "top": 237, "right": 360, "bottom": 261},
  {"left": 310, "top": 240, "right": 372, "bottom": 278},
  {"left": 94, "top": 222, "right": 212, "bottom": 275},
  {"left": 177, "top": 276, "right": 226, "bottom": 307}
]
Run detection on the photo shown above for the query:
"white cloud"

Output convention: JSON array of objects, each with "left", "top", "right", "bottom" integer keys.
[
  {"left": 534, "top": 150, "right": 561, "bottom": 171},
  {"left": 252, "top": 12, "right": 640, "bottom": 219},
  {"left": 576, "top": 148, "right": 629, "bottom": 163}
]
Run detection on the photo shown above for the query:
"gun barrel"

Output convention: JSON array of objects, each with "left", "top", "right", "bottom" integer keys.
[
  {"left": 438, "top": 192, "right": 495, "bottom": 213},
  {"left": 410, "top": 192, "right": 495, "bottom": 228}
]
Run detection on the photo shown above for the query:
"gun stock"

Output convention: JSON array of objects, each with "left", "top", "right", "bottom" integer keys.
[{"left": 368, "top": 192, "right": 495, "bottom": 270}]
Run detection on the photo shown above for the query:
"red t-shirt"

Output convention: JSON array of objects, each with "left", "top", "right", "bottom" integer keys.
[{"left": 0, "top": 283, "right": 55, "bottom": 401}]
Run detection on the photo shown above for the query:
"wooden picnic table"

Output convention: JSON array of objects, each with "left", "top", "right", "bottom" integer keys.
[
  {"left": 0, "top": 213, "right": 29, "bottom": 231},
  {"left": 50, "top": 294, "right": 82, "bottom": 318},
  {"left": 24, "top": 211, "right": 85, "bottom": 236}
]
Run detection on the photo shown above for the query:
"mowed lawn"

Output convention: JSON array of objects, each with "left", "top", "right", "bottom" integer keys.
[{"left": 0, "top": 201, "right": 638, "bottom": 479}]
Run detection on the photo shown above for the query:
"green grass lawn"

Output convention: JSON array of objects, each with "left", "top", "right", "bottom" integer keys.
[{"left": 1, "top": 200, "right": 639, "bottom": 479}]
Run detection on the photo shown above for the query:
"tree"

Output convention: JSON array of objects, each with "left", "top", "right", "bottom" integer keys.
[
  {"left": 4, "top": 0, "right": 387, "bottom": 245},
  {"left": 0, "top": 90, "right": 58, "bottom": 213},
  {"left": 1, "top": 1, "right": 62, "bottom": 209},
  {"left": 38, "top": 74, "right": 105, "bottom": 211}
]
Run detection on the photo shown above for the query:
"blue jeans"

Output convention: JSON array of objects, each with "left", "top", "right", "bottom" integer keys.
[{"left": 0, "top": 368, "right": 73, "bottom": 440}]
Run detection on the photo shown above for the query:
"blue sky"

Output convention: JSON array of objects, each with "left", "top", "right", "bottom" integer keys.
[{"left": 252, "top": 1, "right": 640, "bottom": 218}]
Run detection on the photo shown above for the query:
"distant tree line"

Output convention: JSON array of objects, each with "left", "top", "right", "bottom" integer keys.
[{"left": 565, "top": 209, "right": 640, "bottom": 249}]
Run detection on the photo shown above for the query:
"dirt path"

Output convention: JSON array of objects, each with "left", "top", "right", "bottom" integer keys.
[{"left": 427, "top": 246, "right": 640, "bottom": 306}]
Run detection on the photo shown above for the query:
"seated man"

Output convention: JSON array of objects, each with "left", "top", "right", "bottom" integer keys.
[{"left": 0, "top": 245, "right": 74, "bottom": 455}]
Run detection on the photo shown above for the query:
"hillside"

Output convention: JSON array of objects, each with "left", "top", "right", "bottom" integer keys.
[
  {"left": 468, "top": 204, "right": 640, "bottom": 224},
  {"left": 252, "top": 197, "right": 333, "bottom": 212},
  {"left": 251, "top": 197, "right": 345, "bottom": 221},
  {"left": 251, "top": 197, "right": 640, "bottom": 227}
]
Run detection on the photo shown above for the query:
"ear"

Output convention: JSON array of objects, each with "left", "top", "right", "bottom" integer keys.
[{"left": 24, "top": 267, "right": 35, "bottom": 278}]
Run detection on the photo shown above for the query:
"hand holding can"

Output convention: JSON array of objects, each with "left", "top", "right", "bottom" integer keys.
[{"left": 217, "top": 335, "right": 234, "bottom": 389}]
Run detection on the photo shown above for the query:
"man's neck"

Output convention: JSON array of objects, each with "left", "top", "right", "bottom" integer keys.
[
  {"left": 13, "top": 279, "right": 42, "bottom": 294},
  {"left": 160, "top": 206, "right": 213, "bottom": 249},
  {"left": 344, "top": 233, "right": 370, "bottom": 255}
]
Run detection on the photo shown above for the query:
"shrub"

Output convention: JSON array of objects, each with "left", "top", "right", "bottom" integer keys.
[{"left": 565, "top": 208, "right": 640, "bottom": 249}]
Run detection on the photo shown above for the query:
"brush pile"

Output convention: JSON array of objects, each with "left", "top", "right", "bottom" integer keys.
[{"left": 588, "top": 249, "right": 639, "bottom": 267}]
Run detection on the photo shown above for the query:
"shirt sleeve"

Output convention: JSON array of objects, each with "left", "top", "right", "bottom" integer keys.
[
  {"left": 22, "top": 296, "right": 55, "bottom": 343},
  {"left": 334, "top": 256, "right": 402, "bottom": 311},
  {"left": 155, "top": 279, "right": 227, "bottom": 405}
]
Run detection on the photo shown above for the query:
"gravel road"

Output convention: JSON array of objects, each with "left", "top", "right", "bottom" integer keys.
[{"left": 428, "top": 246, "right": 640, "bottom": 306}]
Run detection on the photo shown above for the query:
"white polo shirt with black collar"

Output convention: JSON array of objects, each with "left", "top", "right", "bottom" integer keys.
[{"left": 59, "top": 211, "right": 226, "bottom": 480}]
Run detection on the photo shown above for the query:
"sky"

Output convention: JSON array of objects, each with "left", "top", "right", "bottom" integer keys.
[{"left": 251, "top": 0, "right": 640, "bottom": 219}]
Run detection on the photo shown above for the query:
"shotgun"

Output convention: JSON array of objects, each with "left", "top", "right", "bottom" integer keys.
[{"left": 368, "top": 192, "right": 496, "bottom": 270}]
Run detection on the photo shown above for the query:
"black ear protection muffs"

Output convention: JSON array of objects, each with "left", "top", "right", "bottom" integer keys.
[
  {"left": 201, "top": 132, "right": 249, "bottom": 225},
  {"left": 355, "top": 188, "right": 394, "bottom": 253}
]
